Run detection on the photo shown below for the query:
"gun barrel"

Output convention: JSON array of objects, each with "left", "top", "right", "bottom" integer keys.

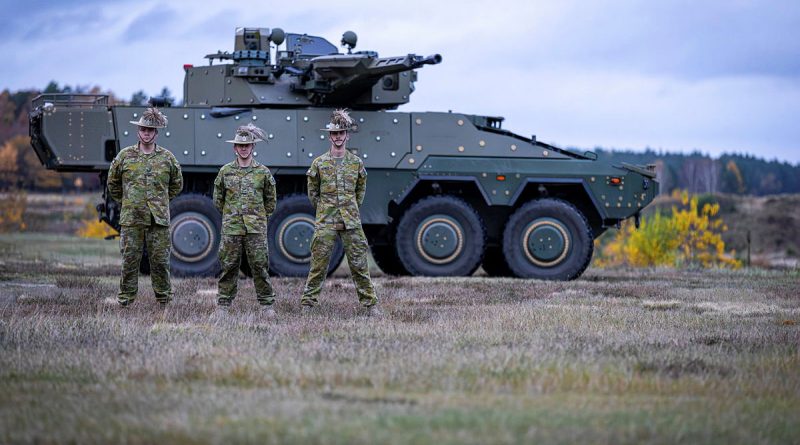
[
  {"left": 412, "top": 54, "right": 442, "bottom": 68},
  {"left": 311, "top": 53, "right": 442, "bottom": 80},
  {"left": 301, "top": 52, "right": 443, "bottom": 105}
]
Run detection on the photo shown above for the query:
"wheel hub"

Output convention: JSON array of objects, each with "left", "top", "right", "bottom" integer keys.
[
  {"left": 171, "top": 213, "right": 215, "bottom": 262},
  {"left": 522, "top": 218, "right": 570, "bottom": 267},
  {"left": 278, "top": 216, "right": 315, "bottom": 263},
  {"left": 416, "top": 216, "right": 463, "bottom": 264}
]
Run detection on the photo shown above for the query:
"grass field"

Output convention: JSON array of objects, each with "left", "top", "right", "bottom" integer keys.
[{"left": 1, "top": 233, "right": 799, "bottom": 444}]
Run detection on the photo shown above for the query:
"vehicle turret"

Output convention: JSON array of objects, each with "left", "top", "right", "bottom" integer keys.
[{"left": 184, "top": 28, "right": 441, "bottom": 110}]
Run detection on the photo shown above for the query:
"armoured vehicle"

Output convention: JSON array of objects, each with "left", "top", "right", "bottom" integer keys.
[{"left": 29, "top": 27, "right": 658, "bottom": 280}]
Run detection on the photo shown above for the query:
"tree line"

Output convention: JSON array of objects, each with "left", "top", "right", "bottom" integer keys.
[
  {"left": 0, "top": 82, "right": 175, "bottom": 191},
  {"left": 1, "top": 83, "right": 798, "bottom": 195},
  {"left": 588, "top": 148, "right": 799, "bottom": 196}
]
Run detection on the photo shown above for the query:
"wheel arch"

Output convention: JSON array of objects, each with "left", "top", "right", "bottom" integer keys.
[
  {"left": 509, "top": 178, "right": 604, "bottom": 238},
  {"left": 389, "top": 175, "right": 493, "bottom": 227}
]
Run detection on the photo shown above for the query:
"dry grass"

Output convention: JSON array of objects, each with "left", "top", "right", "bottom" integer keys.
[{"left": 0, "top": 234, "right": 799, "bottom": 444}]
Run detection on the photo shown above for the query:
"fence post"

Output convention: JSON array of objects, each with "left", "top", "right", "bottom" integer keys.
[{"left": 746, "top": 229, "right": 751, "bottom": 268}]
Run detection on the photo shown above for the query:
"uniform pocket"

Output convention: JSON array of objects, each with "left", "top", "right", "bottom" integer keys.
[
  {"left": 343, "top": 164, "right": 359, "bottom": 193},
  {"left": 225, "top": 174, "right": 240, "bottom": 193},
  {"left": 320, "top": 167, "right": 336, "bottom": 194},
  {"left": 119, "top": 231, "right": 126, "bottom": 254}
]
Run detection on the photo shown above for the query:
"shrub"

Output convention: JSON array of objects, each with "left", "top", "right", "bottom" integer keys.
[
  {"left": 76, "top": 219, "right": 117, "bottom": 239},
  {"left": 595, "top": 191, "right": 741, "bottom": 269},
  {"left": 0, "top": 189, "right": 27, "bottom": 232}
]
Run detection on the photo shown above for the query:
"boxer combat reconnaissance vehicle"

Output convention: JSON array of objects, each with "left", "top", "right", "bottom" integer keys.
[{"left": 29, "top": 27, "right": 658, "bottom": 280}]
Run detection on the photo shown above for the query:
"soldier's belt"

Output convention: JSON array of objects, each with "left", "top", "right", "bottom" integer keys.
[{"left": 316, "top": 222, "right": 348, "bottom": 231}]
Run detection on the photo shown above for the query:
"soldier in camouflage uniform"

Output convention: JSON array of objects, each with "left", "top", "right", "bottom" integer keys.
[
  {"left": 213, "top": 124, "right": 278, "bottom": 312},
  {"left": 301, "top": 109, "right": 378, "bottom": 312},
  {"left": 107, "top": 107, "right": 183, "bottom": 307}
]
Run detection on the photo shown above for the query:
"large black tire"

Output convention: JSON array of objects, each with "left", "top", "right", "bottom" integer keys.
[
  {"left": 481, "top": 246, "right": 513, "bottom": 277},
  {"left": 371, "top": 244, "right": 410, "bottom": 276},
  {"left": 267, "top": 194, "right": 343, "bottom": 277},
  {"left": 169, "top": 194, "right": 222, "bottom": 277},
  {"left": 396, "top": 196, "right": 485, "bottom": 276},
  {"left": 502, "top": 198, "right": 593, "bottom": 280}
]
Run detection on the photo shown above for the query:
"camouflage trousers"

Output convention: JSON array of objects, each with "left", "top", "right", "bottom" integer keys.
[
  {"left": 301, "top": 225, "right": 377, "bottom": 307},
  {"left": 217, "top": 232, "right": 275, "bottom": 306},
  {"left": 118, "top": 223, "right": 172, "bottom": 305}
]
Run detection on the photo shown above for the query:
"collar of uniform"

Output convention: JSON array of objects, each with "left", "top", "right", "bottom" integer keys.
[
  {"left": 228, "top": 159, "right": 260, "bottom": 172},
  {"left": 241, "top": 159, "right": 260, "bottom": 169},
  {"left": 324, "top": 150, "right": 357, "bottom": 164},
  {"left": 132, "top": 144, "right": 164, "bottom": 157}
]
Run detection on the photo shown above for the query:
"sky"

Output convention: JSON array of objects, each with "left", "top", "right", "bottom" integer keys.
[{"left": 2, "top": 0, "right": 799, "bottom": 164}]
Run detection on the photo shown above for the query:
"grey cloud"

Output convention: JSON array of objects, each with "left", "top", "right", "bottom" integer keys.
[
  {"left": 496, "top": 1, "right": 800, "bottom": 80},
  {"left": 0, "top": 0, "right": 112, "bottom": 40},
  {"left": 122, "top": 5, "right": 177, "bottom": 42},
  {"left": 178, "top": 9, "right": 240, "bottom": 40}
]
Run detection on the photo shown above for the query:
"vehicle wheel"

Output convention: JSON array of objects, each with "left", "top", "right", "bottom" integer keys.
[
  {"left": 169, "top": 194, "right": 222, "bottom": 277},
  {"left": 502, "top": 198, "right": 593, "bottom": 280},
  {"left": 371, "top": 244, "right": 409, "bottom": 276},
  {"left": 481, "top": 246, "right": 513, "bottom": 277},
  {"left": 268, "top": 194, "right": 343, "bottom": 277},
  {"left": 396, "top": 196, "right": 485, "bottom": 276}
]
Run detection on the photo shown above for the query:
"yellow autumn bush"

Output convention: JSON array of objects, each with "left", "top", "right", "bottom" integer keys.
[
  {"left": 596, "top": 191, "right": 741, "bottom": 268},
  {"left": 77, "top": 219, "right": 118, "bottom": 239},
  {"left": 0, "top": 189, "right": 27, "bottom": 232}
]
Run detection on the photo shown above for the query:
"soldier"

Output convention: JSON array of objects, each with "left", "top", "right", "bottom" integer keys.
[
  {"left": 213, "top": 124, "right": 278, "bottom": 315},
  {"left": 301, "top": 109, "right": 379, "bottom": 314},
  {"left": 107, "top": 107, "right": 183, "bottom": 307}
]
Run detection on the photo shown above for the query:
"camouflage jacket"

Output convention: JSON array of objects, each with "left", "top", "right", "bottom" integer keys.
[
  {"left": 107, "top": 144, "right": 183, "bottom": 227},
  {"left": 213, "top": 160, "right": 277, "bottom": 235},
  {"left": 306, "top": 150, "right": 367, "bottom": 229}
]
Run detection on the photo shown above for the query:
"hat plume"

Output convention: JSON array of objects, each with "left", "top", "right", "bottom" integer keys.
[
  {"left": 331, "top": 109, "right": 356, "bottom": 131},
  {"left": 143, "top": 107, "right": 168, "bottom": 127},
  {"left": 236, "top": 123, "right": 266, "bottom": 141}
]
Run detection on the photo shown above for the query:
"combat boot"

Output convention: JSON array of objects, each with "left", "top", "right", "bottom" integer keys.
[{"left": 105, "top": 297, "right": 131, "bottom": 307}]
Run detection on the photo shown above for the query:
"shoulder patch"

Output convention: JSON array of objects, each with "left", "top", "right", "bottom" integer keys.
[{"left": 306, "top": 159, "right": 318, "bottom": 177}]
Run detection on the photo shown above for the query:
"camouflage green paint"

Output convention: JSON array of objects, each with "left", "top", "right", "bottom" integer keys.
[
  {"left": 306, "top": 150, "right": 367, "bottom": 230},
  {"left": 118, "top": 224, "right": 172, "bottom": 305},
  {"left": 213, "top": 160, "right": 276, "bottom": 234},
  {"left": 217, "top": 232, "right": 275, "bottom": 306},
  {"left": 37, "top": 106, "right": 657, "bottom": 229},
  {"left": 300, "top": 226, "right": 376, "bottom": 307},
  {"left": 107, "top": 145, "right": 183, "bottom": 226},
  {"left": 412, "top": 156, "right": 659, "bottom": 218},
  {"left": 108, "top": 143, "right": 181, "bottom": 306},
  {"left": 302, "top": 150, "right": 376, "bottom": 307}
]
